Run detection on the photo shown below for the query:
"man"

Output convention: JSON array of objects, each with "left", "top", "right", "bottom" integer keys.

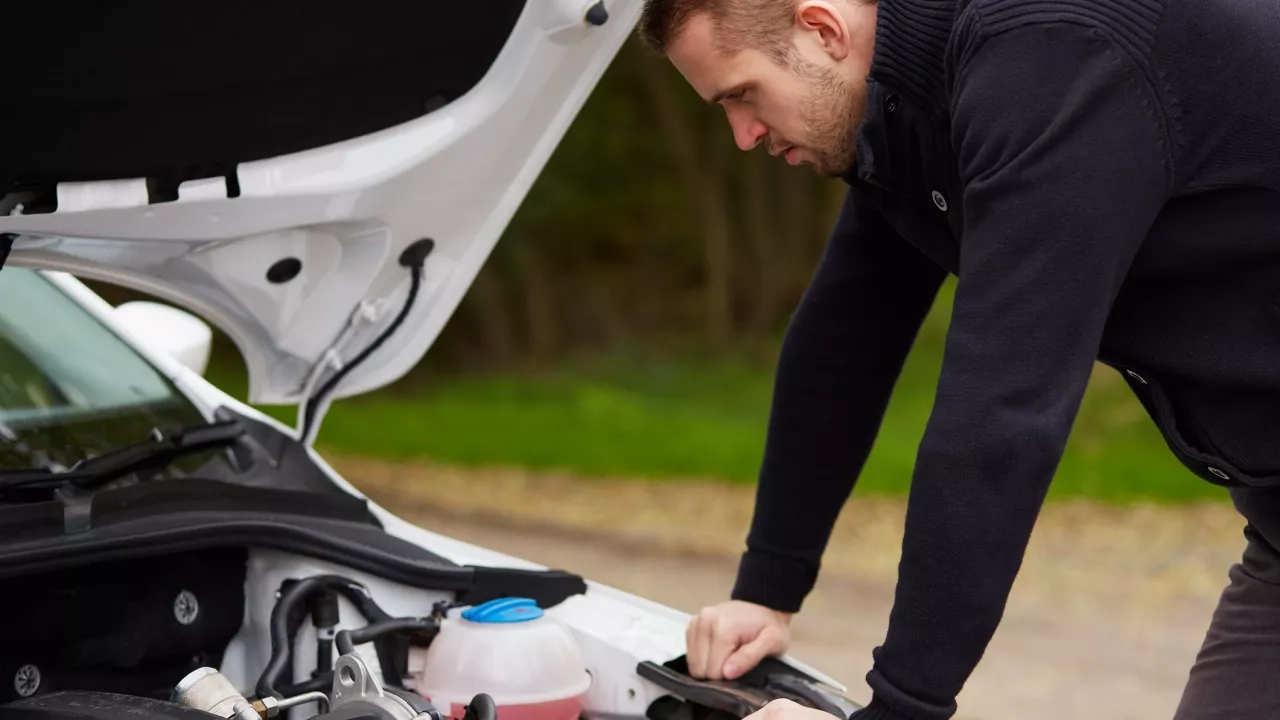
[{"left": 635, "top": 0, "right": 1280, "bottom": 718}]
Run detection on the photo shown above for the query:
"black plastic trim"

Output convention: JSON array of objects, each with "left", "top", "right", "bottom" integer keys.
[
  {"left": 0, "top": 234, "right": 14, "bottom": 272},
  {"left": 0, "top": 511, "right": 588, "bottom": 608},
  {"left": 636, "top": 662, "right": 773, "bottom": 717},
  {"left": 0, "top": 513, "right": 464, "bottom": 585},
  {"left": 638, "top": 658, "right": 861, "bottom": 720},
  {"left": 212, "top": 406, "right": 375, "bottom": 509},
  {"left": 0, "top": 691, "right": 224, "bottom": 720}
]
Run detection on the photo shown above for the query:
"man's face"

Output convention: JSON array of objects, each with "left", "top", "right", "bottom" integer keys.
[{"left": 665, "top": 4, "right": 873, "bottom": 177}]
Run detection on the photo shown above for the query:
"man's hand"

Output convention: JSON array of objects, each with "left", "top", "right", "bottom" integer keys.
[
  {"left": 685, "top": 600, "right": 793, "bottom": 680},
  {"left": 744, "top": 699, "right": 834, "bottom": 720}
]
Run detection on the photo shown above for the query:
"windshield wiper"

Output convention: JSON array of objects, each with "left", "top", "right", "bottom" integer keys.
[{"left": 0, "top": 419, "right": 245, "bottom": 492}]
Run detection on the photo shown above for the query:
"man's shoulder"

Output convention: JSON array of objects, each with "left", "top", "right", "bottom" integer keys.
[
  {"left": 953, "top": 0, "right": 1166, "bottom": 52},
  {"left": 944, "top": 0, "right": 1172, "bottom": 100}
]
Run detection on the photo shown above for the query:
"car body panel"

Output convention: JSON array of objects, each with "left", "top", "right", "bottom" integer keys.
[{"left": 1, "top": 0, "right": 641, "bottom": 414}]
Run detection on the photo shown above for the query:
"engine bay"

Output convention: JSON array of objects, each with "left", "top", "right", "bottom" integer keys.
[
  {"left": 0, "top": 542, "right": 592, "bottom": 720},
  {"left": 0, "top": 544, "right": 862, "bottom": 720}
]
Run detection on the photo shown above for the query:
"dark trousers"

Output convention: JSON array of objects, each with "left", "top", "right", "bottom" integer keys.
[{"left": 1174, "top": 486, "right": 1280, "bottom": 719}]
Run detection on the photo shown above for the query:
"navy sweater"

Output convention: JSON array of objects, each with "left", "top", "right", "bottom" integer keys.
[{"left": 730, "top": 0, "right": 1280, "bottom": 718}]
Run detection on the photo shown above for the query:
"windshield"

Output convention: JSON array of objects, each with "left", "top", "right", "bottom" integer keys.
[{"left": 0, "top": 269, "right": 227, "bottom": 477}]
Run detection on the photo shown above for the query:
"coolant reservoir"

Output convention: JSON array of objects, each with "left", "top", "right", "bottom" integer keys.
[{"left": 412, "top": 597, "right": 591, "bottom": 720}]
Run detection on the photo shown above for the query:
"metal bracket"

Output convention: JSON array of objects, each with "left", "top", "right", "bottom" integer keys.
[{"left": 324, "top": 654, "right": 437, "bottom": 720}]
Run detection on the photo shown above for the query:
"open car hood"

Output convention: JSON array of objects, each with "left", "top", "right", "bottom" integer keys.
[{"left": 0, "top": 0, "right": 638, "bottom": 433}]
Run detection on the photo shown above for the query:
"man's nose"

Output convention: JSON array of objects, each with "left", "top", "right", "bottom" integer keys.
[{"left": 725, "top": 107, "right": 767, "bottom": 151}]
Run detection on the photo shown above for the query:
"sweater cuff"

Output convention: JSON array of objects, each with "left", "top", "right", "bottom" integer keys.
[
  {"left": 848, "top": 699, "right": 910, "bottom": 720},
  {"left": 862, "top": 666, "right": 957, "bottom": 720},
  {"left": 729, "top": 550, "right": 817, "bottom": 613}
]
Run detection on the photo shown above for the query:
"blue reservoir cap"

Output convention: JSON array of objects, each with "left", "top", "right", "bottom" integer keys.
[{"left": 461, "top": 597, "right": 544, "bottom": 623}]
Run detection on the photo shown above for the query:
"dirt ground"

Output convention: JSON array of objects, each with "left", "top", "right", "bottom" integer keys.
[{"left": 332, "top": 456, "right": 1252, "bottom": 720}]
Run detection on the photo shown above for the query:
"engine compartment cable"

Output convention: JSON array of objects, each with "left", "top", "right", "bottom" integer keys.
[{"left": 299, "top": 238, "right": 435, "bottom": 443}]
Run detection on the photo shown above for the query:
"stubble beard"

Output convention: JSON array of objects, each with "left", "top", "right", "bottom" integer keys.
[{"left": 792, "top": 58, "right": 862, "bottom": 178}]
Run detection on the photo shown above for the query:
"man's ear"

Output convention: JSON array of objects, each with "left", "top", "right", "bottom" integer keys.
[{"left": 795, "top": 1, "right": 851, "bottom": 61}]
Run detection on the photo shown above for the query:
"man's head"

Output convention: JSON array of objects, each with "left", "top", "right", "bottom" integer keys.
[{"left": 639, "top": 0, "right": 877, "bottom": 177}]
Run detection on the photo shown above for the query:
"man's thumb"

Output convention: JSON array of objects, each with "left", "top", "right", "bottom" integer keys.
[{"left": 722, "top": 631, "right": 780, "bottom": 680}]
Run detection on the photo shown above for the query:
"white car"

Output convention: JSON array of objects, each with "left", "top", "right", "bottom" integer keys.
[{"left": 0, "top": 4, "right": 858, "bottom": 720}]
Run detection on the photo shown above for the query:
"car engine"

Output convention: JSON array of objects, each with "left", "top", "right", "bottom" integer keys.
[
  {"left": 1, "top": 657, "right": 478, "bottom": 720},
  {"left": 0, "top": 539, "right": 863, "bottom": 720},
  {"left": 0, "top": 548, "right": 588, "bottom": 720},
  {"left": 167, "top": 653, "right": 471, "bottom": 720}
]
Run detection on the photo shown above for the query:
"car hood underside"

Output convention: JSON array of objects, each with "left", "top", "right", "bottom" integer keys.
[{"left": 0, "top": 0, "right": 638, "bottom": 417}]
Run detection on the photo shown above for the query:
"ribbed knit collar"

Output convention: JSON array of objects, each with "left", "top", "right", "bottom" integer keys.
[{"left": 867, "top": 0, "right": 962, "bottom": 115}]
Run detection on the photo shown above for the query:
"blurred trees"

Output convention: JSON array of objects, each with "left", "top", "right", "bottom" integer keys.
[{"left": 429, "top": 37, "right": 847, "bottom": 372}]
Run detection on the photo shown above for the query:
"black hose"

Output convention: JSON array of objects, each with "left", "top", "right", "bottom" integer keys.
[
  {"left": 256, "top": 575, "right": 395, "bottom": 699},
  {"left": 312, "top": 589, "right": 339, "bottom": 674},
  {"left": 315, "top": 635, "right": 333, "bottom": 676},
  {"left": 335, "top": 617, "right": 437, "bottom": 656},
  {"left": 462, "top": 693, "right": 497, "bottom": 720},
  {"left": 277, "top": 675, "right": 334, "bottom": 697}
]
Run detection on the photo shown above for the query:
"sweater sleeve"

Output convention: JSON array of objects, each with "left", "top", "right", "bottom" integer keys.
[
  {"left": 731, "top": 185, "right": 946, "bottom": 613},
  {"left": 859, "top": 20, "right": 1173, "bottom": 720}
]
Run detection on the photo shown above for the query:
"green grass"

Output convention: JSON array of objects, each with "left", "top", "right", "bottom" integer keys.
[{"left": 206, "top": 282, "right": 1226, "bottom": 505}]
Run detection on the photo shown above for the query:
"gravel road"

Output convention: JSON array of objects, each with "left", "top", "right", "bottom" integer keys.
[{"left": 336, "top": 456, "right": 1249, "bottom": 720}]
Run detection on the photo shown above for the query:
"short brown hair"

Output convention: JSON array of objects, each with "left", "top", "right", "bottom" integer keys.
[{"left": 636, "top": 0, "right": 800, "bottom": 60}]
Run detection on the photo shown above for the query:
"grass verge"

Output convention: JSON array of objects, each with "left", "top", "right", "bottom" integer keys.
[{"left": 204, "top": 284, "right": 1216, "bottom": 504}]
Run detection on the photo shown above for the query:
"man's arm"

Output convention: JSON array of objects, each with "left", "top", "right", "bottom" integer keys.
[
  {"left": 731, "top": 185, "right": 947, "bottom": 613},
  {"left": 856, "top": 18, "right": 1173, "bottom": 720}
]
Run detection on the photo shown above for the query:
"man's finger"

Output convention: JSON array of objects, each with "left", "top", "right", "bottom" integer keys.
[
  {"left": 722, "top": 627, "right": 781, "bottom": 679},
  {"left": 703, "top": 617, "right": 741, "bottom": 680},
  {"left": 687, "top": 612, "right": 712, "bottom": 678},
  {"left": 685, "top": 613, "right": 702, "bottom": 677}
]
